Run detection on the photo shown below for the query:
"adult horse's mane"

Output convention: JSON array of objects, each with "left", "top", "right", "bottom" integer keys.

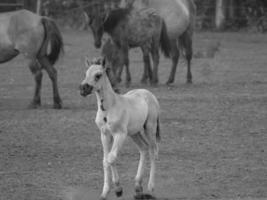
[{"left": 103, "top": 8, "right": 131, "bottom": 33}]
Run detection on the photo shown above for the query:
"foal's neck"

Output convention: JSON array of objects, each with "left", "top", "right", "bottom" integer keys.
[{"left": 95, "top": 75, "right": 118, "bottom": 111}]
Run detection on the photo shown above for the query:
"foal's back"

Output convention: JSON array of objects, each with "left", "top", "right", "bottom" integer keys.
[{"left": 122, "top": 89, "right": 160, "bottom": 134}]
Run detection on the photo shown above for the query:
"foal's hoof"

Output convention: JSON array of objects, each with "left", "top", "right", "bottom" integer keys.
[
  {"left": 134, "top": 193, "right": 156, "bottom": 200},
  {"left": 135, "top": 185, "right": 143, "bottom": 194},
  {"left": 115, "top": 186, "right": 123, "bottom": 197}
]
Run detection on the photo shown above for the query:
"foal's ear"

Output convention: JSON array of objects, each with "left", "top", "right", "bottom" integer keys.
[
  {"left": 84, "top": 56, "right": 91, "bottom": 68},
  {"left": 92, "top": 57, "right": 105, "bottom": 67}
]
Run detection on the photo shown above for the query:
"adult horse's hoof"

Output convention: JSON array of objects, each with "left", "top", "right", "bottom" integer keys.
[
  {"left": 125, "top": 81, "right": 131, "bottom": 88},
  {"left": 28, "top": 101, "right": 41, "bottom": 109},
  {"left": 134, "top": 193, "right": 156, "bottom": 200},
  {"left": 166, "top": 78, "right": 174, "bottom": 85},
  {"left": 141, "top": 78, "right": 148, "bottom": 84},
  {"left": 53, "top": 102, "right": 62, "bottom": 109},
  {"left": 150, "top": 79, "right": 158, "bottom": 86},
  {"left": 187, "top": 79, "right": 193, "bottom": 84},
  {"left": 166, "top": 81, "right": 173, "bottom": 85},
  {"left": 114, "top": 87, "right": 121, "bottom": 94},
  {"left": 115, "top": 186, "right": 123, "bottom": 197}
]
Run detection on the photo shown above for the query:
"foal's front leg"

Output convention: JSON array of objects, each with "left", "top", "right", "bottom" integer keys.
[
  {"left": 107, "top": 133, "right": 127, "bottom": 197},
  {"left": 100, "top": 133, "right": 112, "bottom": 200}
]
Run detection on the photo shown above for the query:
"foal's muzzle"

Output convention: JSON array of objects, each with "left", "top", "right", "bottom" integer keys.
[
  {"left": 94, "top": 40, "right": 102, "bottom": 49},
  {"left": 79, "top": 83, "right": 93, "bottom": 97}
]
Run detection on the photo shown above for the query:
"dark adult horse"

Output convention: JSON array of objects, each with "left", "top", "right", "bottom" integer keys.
[
  {"left": 84, "top": 3, "right": 171, "bottom": 86},
  {"left": 0, "top": 9, "right": 63, "bottom": 108},
  {"left": 121, "top": 0, "right": 196, "bottom": 84}
]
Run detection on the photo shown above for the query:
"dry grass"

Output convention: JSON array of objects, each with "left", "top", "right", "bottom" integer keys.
[{"left": 0, "top": 30, "right": 267, "bottom": 200}]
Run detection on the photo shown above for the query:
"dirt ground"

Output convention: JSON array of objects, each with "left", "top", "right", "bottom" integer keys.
[{"left": 0, "top": 30, "right": 267, "bottom": 200}]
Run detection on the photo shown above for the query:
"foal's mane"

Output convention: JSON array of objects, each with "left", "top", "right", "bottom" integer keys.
[{"left": 103, "top": 8, "right": 131, "bottom": 33}]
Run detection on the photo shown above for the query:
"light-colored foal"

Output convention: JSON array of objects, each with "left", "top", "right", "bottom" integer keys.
[{"left": 80, "top": 57, "right": 161, "bottom": 200}]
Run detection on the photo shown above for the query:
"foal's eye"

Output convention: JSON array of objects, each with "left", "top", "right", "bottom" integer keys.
[{"left": 95, "top": 74, "right": 102, "bottom": 81}]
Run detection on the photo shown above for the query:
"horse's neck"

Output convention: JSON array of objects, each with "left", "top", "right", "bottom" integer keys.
[{"left": 95, "top": 75, "right": 117, "bottom": 111}]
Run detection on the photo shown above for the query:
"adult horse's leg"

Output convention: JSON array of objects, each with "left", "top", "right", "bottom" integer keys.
[
  {"left": 28, "top": 59, "right": 43, "bottom": 108},
  {"left": 150, "top": 43, "right": 160, "bottom": 85},
  {"left": 141, "top": 47, "right": 152, "bottom": 84},
  {"left": 38, "top": 56, "right": 62, "bottom": 109},
  {"left": 181, "top": 31, "right": 193, "bottom": 83},
  {"left": 166, "top": 39, "right": 180, "bottom": 85},
  {"left": 121, "top": 47, "right": 131, "bottom": 87}
]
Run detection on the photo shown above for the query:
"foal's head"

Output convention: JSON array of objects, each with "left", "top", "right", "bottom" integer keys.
[{"left": 80, "top": 57, "right": 107, "bottom": 97}]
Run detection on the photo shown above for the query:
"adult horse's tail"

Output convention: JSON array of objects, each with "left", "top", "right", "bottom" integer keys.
[
  {"left": 39, "top": 18, "right": 64, "bottom": 65},
  {"left": 160, "top": 20, "right": 171, "bottom": 58}
]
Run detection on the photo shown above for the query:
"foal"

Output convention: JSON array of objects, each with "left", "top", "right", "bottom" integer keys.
[{"left": 80, "top": 57, "right": 160, "bottom": 200}]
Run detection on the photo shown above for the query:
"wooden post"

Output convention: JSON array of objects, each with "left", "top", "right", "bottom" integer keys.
[
  {"left": 215, "top": 0, "right": 226, "bottom": 29},
  {"left": 36, "top": 0, "right": 41, "bottom": 14}
]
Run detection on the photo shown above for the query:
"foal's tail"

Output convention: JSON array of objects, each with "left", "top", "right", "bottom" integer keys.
[
  {"left": 156, "top": 117, "right": 161, "bottom": 143},
  {"left": 160, "top": 20, "right": 171, "bottom": 58},
  {"left": 39, "top": 17, "right": 64, "bottom": 65}
]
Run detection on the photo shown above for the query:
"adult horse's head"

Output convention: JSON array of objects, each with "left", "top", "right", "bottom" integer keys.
[
  {"left": 85, "top": 1, "right": 111, "bottom": 48},
  {"left": 88, "top": 15, "right": 105, "bottom": 48}
]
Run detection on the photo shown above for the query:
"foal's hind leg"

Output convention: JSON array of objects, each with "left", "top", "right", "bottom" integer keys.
[
  {"left": 166, "top": 39, "right": 180, "bottom": 84},
  {"left": 38, "top": 56, "right": 62, "bottom": 109},
  {"left": 143, "top": 119, "right": 158, "bottom": 194},
  {"left": 130, "top": 132, "right": 149, "bottom": 195},
  {"left": 29, "top": 60, "right": 43, "bottom": 108}
]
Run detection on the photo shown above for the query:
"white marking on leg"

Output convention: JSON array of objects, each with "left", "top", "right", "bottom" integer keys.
[
  {"left": 136, "top": 150, "right": 146, "bottom": 185},
  {"left": 148, "top": 148, "right": 156, "bottom": 193},
  {"left": 100, "top": 133, "right": 111, "bottom": 198},
  {"left": 107, "top": 133, "right": 127, "bottom": 165},
  {"left": 111, "top": 165, "right": 119, "bottom": 184},
  {"left": 131, "top": 133, "right": 148, "bottom": 191}
]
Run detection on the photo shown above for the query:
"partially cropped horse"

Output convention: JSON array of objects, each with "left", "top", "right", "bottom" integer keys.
[
  {"left": 80, "top": 57, "right": 160, "bottom": 200},
  {"left": 120, "top": 0, "right": 196, "bottom": 84},
  {"left": 86, "top": 6, "right": 171, "bottom": 86},
  {"left": 0, "top": 9, "right": 63, "bottom": 108}
]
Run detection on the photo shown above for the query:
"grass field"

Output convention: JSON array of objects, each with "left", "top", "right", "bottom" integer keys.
[{"left": 0, "top": 30, "right": 267, "bottom": 200}]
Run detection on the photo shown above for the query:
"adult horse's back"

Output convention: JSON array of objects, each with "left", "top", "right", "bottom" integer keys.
[
  {"left": 0, "top": 9, "right": 63, "bottom": 108},
  {"left": 121, "top": 0, "right": 196, "bottom": 84}
]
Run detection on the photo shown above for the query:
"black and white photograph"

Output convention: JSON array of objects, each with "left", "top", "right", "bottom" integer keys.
[{"left": 0, "top": 0, "right": 266, "bottom": 200}]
